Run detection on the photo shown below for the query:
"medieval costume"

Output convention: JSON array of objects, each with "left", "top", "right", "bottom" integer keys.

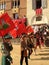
[
  {"left": 27, "top": 33, "right": 34, "bottom": 59},
  {"left": 35, "top": 31, "right": 41, "bottom": 49},
  {"left": 20, "top": 35, "right": 28, "bottom": 65},
  {"left": 1, "top": 34, "right": 13, "bottom": 65}
]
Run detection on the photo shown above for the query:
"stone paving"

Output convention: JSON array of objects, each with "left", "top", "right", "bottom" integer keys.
[{"left": 0, "top": 43, "right": 49, "bottom": 65}]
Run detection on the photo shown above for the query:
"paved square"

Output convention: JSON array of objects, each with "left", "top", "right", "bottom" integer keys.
[{"left": 0, "top": 43, "right": 49, "bottom": 65}]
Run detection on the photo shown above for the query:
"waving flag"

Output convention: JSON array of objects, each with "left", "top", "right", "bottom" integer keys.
[
  {"left": 26, "top": 26, "right": 34, "bottom": 34},
  {"left": 9, "top": 22, "right": 27, "bottom": 38},
  {"left": 17, "top": 23, "right": 27, "bottom": 36},
  {"left": 9, "top": 29, "right": 18, "bottom": 38},
  {"left": 0, "top": 13, "right": 15, "bottom": 37}
]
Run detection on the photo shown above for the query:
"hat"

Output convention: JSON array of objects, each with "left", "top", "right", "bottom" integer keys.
[{"left": 3, "top": 34, "right": 12, "bottom": 39}]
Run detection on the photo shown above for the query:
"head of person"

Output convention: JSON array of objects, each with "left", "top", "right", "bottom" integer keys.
[
  {"left": 29, "top": 33, "right": 34, "bottom": 38},
  {"left": 22, "top": 34, "right": 27, "bottom": 41},
  {"left": 3, "top": 34, "right": 12, "bottom": 43},
  {"left": 27, "top": 33, "right": 31, "bottom": 37},
  {"left": 27, "top": 32, "right": 33, "bottom": 37}
]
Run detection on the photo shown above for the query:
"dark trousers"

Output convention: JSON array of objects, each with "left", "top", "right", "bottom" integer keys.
[
  {"left": 28, "top": 48, "right": 33, "bottom": 58},
  {"left": 6, "top": 55, "right": 12, "bottom": 65},
  {"left": 20, "top": 51, "right": 28, "bottom": 65}
]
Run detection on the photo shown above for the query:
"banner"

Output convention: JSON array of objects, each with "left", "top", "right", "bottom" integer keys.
[
  {"left": 26, "top": 26, "right": 34, "bottom": 34},
  {"left": 17, "top": 23, "right": 27, "bottom": 36},
  {"left": 0, "top": 13, "right": 15, "bottom": 36},
  {"left": 36, "top": 8, "right": 42, "bottom": 16},
  {"left": 9, "top": 29, "right": 17, "bottom": 38}
]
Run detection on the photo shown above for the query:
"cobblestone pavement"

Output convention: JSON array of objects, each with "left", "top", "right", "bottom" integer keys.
[{"left": 0, "top": 43, "right": 49, "bottom": 65}]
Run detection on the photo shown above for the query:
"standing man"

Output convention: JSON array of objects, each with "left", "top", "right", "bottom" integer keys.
[
  {"left": 20, "top": 34, "right": 28, "bottom": 65},
  {"left": 1, "top": 34, "right": 13, "bottom": 65}
]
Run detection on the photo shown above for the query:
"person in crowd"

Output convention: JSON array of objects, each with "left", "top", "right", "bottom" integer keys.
[
  {"left": 1, "top": 34, "right": 13, "bottom": 65},
  {"left": 20, "top": 34, "right": 28, "bottom": 65},
  {"left": 27, "top": 33, "right": 34, "bottom": 59},
  {"left": 35, "top": 30, "right": 41, "bottom": 53},
  {"left": 29, "top": 33, "right": 37, "bottom": 55}
]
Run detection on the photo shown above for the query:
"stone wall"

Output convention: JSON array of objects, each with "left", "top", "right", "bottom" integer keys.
[{"left": 27, "top": 0, "right": 49, "bottom": 25}]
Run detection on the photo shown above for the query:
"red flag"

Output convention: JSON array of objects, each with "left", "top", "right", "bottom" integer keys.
[
  {"left": 17, "top": 23, "right": 27, "bottom": 36},
  {"left": 13, "top": 20, "right": 19, "bottom": 28},
  {"left": 0, "top": 13, "right": 15, "bottom": 36},
  {"left": 36, "top": 8, "right": 42, "bottom": 16},
  {"left": 14, "top": 19, "right": 22, "bottom": 24},
  {"left": 13, "top": 18, "right": 26, "bottom": 24},
  {"left": 22, "top": 18, "right": 27, "bottom": 23},
  {"left": 26, "top": 26, "right": 34, "bottom": 34},
  {"left": 9, "top": 23, "right": 27, "bottom": 38},
  {"left": 9, "top": 19, "right": 27, "bottom": 38},
  {"left": 9, "top": 29, "right": 17, "bottom": 38}
]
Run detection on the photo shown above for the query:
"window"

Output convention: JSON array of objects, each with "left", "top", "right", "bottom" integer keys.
[
  {"left": 12, "top": 0, "right": 20, "bottom": 8},
  {"left": 41, "top": 0, "right": 47, "bottom": 8},
  {"left": 13, "top": 13, "right": 19, "bottom": 19},
  {"left": 0, "top": 4, "right": 3, "bottom": 10},
  {"left": 32, "top": 0, "right": 36, "bottom": 10},
  {"left": 36, "top": 0, "right": 41, "bottom": 9},
  {"left": 0, "top": 2, "right": 6, "bottom": 10},
  {"left": 32, "top": 0, "right": 47, "bottom": 10},
  {"left": 12, "top": 1, "right": 17, "bottom": 8},
  {"left": 18, "top": 0, "right": 20, "bottom": 6},
  {"left": 2, "top": 2, "right": 6, "bottom": 9}
]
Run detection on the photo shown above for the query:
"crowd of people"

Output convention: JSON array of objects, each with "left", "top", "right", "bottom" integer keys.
[
  {"left": 20, "top": 25, "right": 49, "bottom": 65},
  {"left": 1, "top": 24, "right": 49, "bottom": 65}
]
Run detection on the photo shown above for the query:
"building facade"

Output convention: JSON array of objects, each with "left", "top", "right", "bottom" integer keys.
[
  {"left": 27, "top": 0, "right": 49, "bottom": 25},
  {"left": 0, "top": 0, "right": 27, "bottom": 19},
  {"left": 0, "top": 0, "right": 49, "bottom": 25}
]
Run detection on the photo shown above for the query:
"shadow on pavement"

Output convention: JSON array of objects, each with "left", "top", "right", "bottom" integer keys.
[
  {"left": 30, "top": 57, "right": 49, "bottom": 60},
  {"left": 39, "top": 53, "right": 49, "bottom": 56},
  {"left": 44, "top": 47, "right": 49, "bottom": 49},
  {"left": 40, "top": 50, "right": 49, "bottom": 52}
]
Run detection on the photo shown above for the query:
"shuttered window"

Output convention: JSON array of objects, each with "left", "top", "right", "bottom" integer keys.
[
  {"left": 41, "top": 0, "right": 47, "bottom": 8},
  {"left": 0, "top": 2, "right": 6, "bottom": 10},
  {"left": 12, "top": 0, "right": 20, "bottom": 8},
  {"left": 32, "top": 0, "right": 36, "bottom": 10}
]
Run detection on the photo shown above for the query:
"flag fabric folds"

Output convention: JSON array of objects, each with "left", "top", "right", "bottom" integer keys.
[
  {"left": 0, "top": 13, "right": 34, "bottom": 38},
  {"left": 0, "top": 13, "right": 15, "bottom": 37},
  {"left": 26, "top": 26, "right": 34, "bottom": 34}
]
